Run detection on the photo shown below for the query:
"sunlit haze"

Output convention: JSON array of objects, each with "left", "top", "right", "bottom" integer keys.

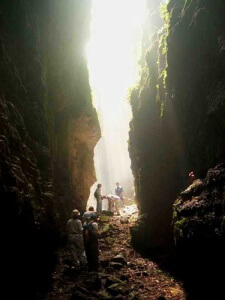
[{"left": 87, "top": 0, "right": 147, "bottom": 208}]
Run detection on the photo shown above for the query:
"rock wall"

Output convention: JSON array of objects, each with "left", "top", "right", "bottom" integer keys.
[
  {"left": 0, "top": 0, "right": 100, "bottom": 298},
  {"left": 173, "top": 163, "right": 225, "bottom": 298},
  {"left": 173, "top": 163, "right": 225, "bottom": 247},
  {"left": 129, "top": 0, "right": 225, "bottom": 250}
]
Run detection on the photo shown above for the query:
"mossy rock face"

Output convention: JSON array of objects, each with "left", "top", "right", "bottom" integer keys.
[
  {"left": 0, "top": 0, "right": 100, "bottom": 298},
  {"left": 174, "top": 217, "right": 187, "bottom": 240},
  {"left": 173, "top": 163, "right": 225, "bottom": 246},
  {"left": 129, "top": 0, "right": 225, "bottom": 251}
]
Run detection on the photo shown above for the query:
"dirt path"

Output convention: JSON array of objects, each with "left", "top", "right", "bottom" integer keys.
[{"left": 44, "top": 216, "right": 185, "bottom": 300}]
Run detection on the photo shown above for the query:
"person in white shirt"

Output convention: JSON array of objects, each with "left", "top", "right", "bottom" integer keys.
[
  {"left": 66, "top": 209, "right": 86, "bottom": 268},
  {"left": 106, "top": 194, "right": 120, "bottom": 215}
]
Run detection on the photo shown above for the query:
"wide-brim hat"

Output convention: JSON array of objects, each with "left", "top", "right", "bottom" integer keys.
[{"left": 72, "top": 209, "right": 80, "bottom": 216}]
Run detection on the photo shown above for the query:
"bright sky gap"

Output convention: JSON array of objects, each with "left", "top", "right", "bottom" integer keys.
[{"left": 87, "top": 0, "right": 147, "bottom": 208}]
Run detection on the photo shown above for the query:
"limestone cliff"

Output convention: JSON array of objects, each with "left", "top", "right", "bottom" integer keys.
[
  {"left": 129, "top": 0, "right": 225, "bottom": 250},
  {"left": 0, "top": 0, "right": 100, "bottom": 298}
]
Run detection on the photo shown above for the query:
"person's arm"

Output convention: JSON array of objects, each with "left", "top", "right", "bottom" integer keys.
[
  {"left": 77, "top": 219, "right": 83, "bottom": 234},
  {"left": 66, "top": 220, "right": 70, "bottom": 234},
  {"left": 92, "top": 222, "right": 98, "bottom": 231},
  {"left": 92, "top": 222, "right": 101, "bottom": 238}
]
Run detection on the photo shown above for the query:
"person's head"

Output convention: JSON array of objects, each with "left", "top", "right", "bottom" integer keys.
[
  {"left": 72, "top": 209, "right": 80, "bottom": 219},
  {"left": 88, "top": 206, "right": 94, "bottom": 212},
  {"left": 97, "top": 183, "right": 102, "bottom": 188},
  {"left": 189, "top": 171, "right": 195, "bottom": 182},
  {"left": 116, "top": 182, "right": 120, "bottom": 187}
]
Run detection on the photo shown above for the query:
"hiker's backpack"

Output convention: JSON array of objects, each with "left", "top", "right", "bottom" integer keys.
[
  {"left": 83, "top": 223, "right": 99, "bottom": 243},
  {"left": 94, "top": 190, "right": 98, "bottom": 198}
]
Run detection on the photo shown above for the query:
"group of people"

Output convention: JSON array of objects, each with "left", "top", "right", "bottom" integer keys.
[
  {"left": 66, "top": 182, "right": 125, "bottom": 272},
  {"left": 66, "top": 207, "right": 100, "bottom": 272},
  {"left": 94, "top": 182, "right": 125, "bottom": 215}
]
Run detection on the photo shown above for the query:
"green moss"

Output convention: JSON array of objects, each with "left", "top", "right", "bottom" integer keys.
[
  {"left": 173, "top": 210, "right": 178, "bottom": 219},
  {"left": 174, "top": 217, "right": 186, "bottom": 239},
  {"left": 160, "top": 102, "right": 165, "bottom": 118},
  {"left": 158, "top": 27, "right": 168, "bottom": 55},
  {"left": 160, "top": 3, "right": 170, "bottom": 25}
]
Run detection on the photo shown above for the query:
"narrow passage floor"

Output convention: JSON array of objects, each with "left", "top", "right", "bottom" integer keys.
[{"left": 44, "top": 213, "right": 185, "bottom": 300}]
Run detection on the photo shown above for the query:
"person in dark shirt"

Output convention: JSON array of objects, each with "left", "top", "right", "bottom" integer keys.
[
  {"left": 115, "top": 182, "right": 123, "bottom": 198},
  {"left": 83, "top": 215, "right": 101, "bottom": 271},
  {"left": 94, "top": 183, "right": 103, "bottom": 214}
]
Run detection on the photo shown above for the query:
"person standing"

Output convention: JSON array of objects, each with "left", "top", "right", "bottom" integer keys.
[
  {"left": 83, "top": 215, "right": 101, "bottom": 272},
  {"left": 115, "top": 182, "right": 123, "bottom": 198},
  {"left": 115, "top": 182, "right": 125, "bottom": 205},
  {"left": 94, "top": 183, "right": 103, "bottom": 214},
  {"left": 189, "top": 171, "right": 196, "bottom": 184},
  {"left": 66, "top": 209, "right": 86, "bottom": 268}
]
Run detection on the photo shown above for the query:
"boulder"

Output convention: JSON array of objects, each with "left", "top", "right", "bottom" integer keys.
[
  {"left": 120, "top": 274, "right": 129, "bottom": 282},
  {"left": 97, "top": 290, "right": 113, "bottom": 300},
  {"left": 106, "top": 283, "right": 129, "bottom": 297},
  {"left": 105, "top": 275, "right": 123, "bottom": 288},
  {"left": 111, "top": 254, "right": 127, "bottom": 265},
  {"left": 100, "top": 258, "right": 110, "bottom": 268},
  {"left": 100, "top": 215, "right": 111, "bottom": 223},
  {"left": 110, "top": 262, "right": 124, "bottom": 270},
  {"left": 84, "top": 273, "right": 102, "bottom": 291},
  {"left": 127, "top": 293, "right": 139, "bottom": 300},
  {"left": 120, "top": 217, "right": 129, "bottom": 224},
  {"left": 100, "top": 224, "right": 111, "bottom": 235},
  {"left": 105, "top": 237, "right": 114, "bottom": 245}
]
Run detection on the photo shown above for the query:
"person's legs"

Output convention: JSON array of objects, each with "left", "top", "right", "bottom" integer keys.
[
  {"left": 84, "top": 244, "right": 92, "bottom": 271},
  {"left": 111, "top": 199, "right": 115, "bottom": 213},
  {"left": 108, "top": 198, "right": 112, "bottom": 212},
  {"left": 96, "top": 198, "right": 102, "bottom": 214},
  {"left": 74, "top": 235, "right": 87, "bottom": 265},
  {"left": 68, "top": 234, "right": 79, "bottom": 266},
  {"left": 115, "top": 201, "right": 120, "bottom": 215},
  {"left": 89, "top": 242, "right": 99, "bottom": 271},
  {"left": 99, "top": 198, "right": 102, "bottom": 212},
  {"left": 122, "top": 197, "right": 127, "bottom": 206}
]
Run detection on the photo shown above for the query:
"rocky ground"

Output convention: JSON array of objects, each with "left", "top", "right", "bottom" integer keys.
[{"left": 44, "top": 213, "right": 185, "bottom": 300}]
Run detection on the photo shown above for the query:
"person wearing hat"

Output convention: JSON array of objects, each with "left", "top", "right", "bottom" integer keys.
[{"left": 67, "top": 209, "right": 86, "bottom": 268}]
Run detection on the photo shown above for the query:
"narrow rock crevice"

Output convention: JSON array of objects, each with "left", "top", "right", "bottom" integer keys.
[{"left": 0, "top": 0, "right": 100, "bottom": 298}]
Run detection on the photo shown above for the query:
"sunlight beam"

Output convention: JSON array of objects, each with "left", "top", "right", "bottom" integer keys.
[{"left": 87, "top": 0, "right": 147, "bottom": 208}]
